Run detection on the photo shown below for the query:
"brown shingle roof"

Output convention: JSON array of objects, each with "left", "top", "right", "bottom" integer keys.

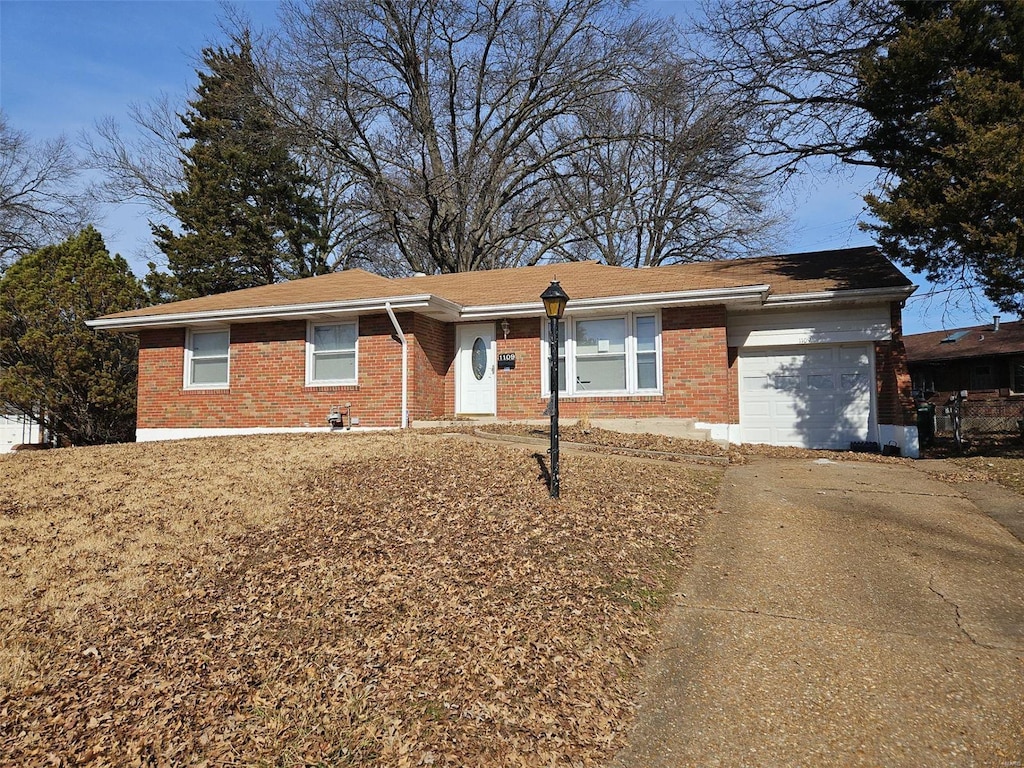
[
  {"left": 386, "top": 246, "right": 910, "bottom": 306},
  {"left": 95, "top": 246, "right": 912, "bottom": 326},
  {"left": 904, "top": 318, "right": 1024, "bottom": 363},
  {"left": 101, "top": 268, "right": 396, "bottom": 321}
]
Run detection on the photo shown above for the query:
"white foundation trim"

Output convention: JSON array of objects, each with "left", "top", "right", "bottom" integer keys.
[
  {"left": 878, "top": 424, "right": 920, "bottom": 459},
  {"left": 695, "top": 422, "right": 740, "bottom": 446},
  {"left": 136, "top": 426, "right": 394, "bottom": 442}
]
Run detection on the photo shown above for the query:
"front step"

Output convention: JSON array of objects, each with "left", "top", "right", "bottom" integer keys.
[{"left": 588, "top": 418, "right": 714, "bottom": 443}]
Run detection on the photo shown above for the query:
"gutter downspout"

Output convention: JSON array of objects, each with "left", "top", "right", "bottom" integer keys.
[{"left": 385, "top": 302, "right": 409, "bottom": 428}]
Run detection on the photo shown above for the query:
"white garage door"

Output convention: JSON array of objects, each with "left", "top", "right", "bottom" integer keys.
[{"left": 739, "top": 345, "right": 874, "bottom": 449}]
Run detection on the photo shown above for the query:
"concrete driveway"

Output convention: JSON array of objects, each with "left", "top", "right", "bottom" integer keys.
[{"left": 614, "top": 457, "right": 1024, "bottom": 767}]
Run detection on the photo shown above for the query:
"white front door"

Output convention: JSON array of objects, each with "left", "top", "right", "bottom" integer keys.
[{"left": 457, "top": 323, "right": 496, "bottom": 415}]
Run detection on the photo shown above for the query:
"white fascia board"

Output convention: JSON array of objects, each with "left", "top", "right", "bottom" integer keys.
[
  {"left": 87, "top": 294, "right": 455, "bottom": 331},
  {"left": 457, "top": 284, "right": 772, "bottom": 320},
  {"left": 764, "top": 285, "right": 917, "bottom": 307}
]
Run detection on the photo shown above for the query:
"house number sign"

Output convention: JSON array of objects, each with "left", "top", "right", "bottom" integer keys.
[{"left": 497, "top": 352, "right": 516, "bottom": 370}]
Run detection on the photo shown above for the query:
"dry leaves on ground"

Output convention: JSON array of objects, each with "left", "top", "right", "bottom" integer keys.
[
  {"left": 465, "top": 423, "right": 912, "bottom": 465},
  {"left": 0, "top": 433, "right": 720, "bottom": 767},
  {"left": 469, "top": 424, "right": 727, "bottom": 460}
]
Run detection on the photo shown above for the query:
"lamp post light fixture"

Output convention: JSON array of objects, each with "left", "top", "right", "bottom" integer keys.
[{"left": 540, "top": 280, "right": 570, "bottom": 497}]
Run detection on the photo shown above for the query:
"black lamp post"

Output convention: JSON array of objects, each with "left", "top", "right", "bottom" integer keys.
[{"left": 541, "top": 280, "right": 570, "bottom": 497}]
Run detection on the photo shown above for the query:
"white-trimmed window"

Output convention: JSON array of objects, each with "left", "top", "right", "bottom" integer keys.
[
  {"left": 542, "top": 312, "right": 661, "bottom": 396},
  {"left": 307, "top": 320, "right": 358, "bottom": 385},
  {"left": 185, "top": 328, "right": 230, "bottom": 389}
]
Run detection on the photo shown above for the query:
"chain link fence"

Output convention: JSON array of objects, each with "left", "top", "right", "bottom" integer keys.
[{"left": 934, "top": 397, "right": 1024, "bottom": 439}]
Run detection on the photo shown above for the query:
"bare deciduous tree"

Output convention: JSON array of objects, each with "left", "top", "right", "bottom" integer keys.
[
  {"left": 551, "top": 59, "right": 780, "bottom": 266},
  {"left": 694, "top": 0, "right": 897, "bottom": 176},
  {"left": 83, "top": 66, "right": 380, "bottom": 278},
  {"left": 266, "top": 0, "right": 675, "bottom": 273},
  {"left": 0, "top": 113, "right": 93, "bottom": 269},
  {"left": 84, "top": 97, "right": 186, "bottom": 221},
  {"left": 86, "top": 1, "right": 786, "bottom": 282},
  {"left": 697, "top": 0, "right": 1024, "bottom": 316}
]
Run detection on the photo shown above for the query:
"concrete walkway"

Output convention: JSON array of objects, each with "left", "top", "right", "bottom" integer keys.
[{"left": 614, "top": 457, "right": 1024, "bottom": 767}]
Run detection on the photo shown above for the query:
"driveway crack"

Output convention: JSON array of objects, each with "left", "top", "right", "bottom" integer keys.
[
  {"left": 668, "top": 599, "right": 1022, "bottom": 650},
  {"left": 668, "top": 601, "right": 932, "bottom": 641},
  {"left": 928, "top": 576, "right": 978, "bottom": 645}
]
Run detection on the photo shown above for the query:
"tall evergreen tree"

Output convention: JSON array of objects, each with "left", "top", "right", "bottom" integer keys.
[
  {"left": 152, "top": 34, "right": 323, "bottom": 300},
  {"left": 0, "top": 227, "right": 145, "bottom": 445},
  {"left": 860, "top": 1, "right": 1024, "bottom": 314},
  {"left": 698, "top": 0, "right": 1024, "bottom": 312}
]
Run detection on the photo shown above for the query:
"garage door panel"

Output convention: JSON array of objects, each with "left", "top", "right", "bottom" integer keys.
[
  {"left": 744, "top": 402, "right": 771, "bottom": 418},
  {"left": 839, "top": 347, "right": 871, "bottom": 365},
  {"left": 743, "top": 427, "right": 774, "bottom": 443},
  {"left": 742, "top": 375, "right": 771, "bottom": 392},
  {"left": 806, "top": 373, "right": 836, "bottom": 390},
  {"left": 840, "top": 371, "right": 868, "bottom": 391},
  {"left": 800, "top": 348, "right": 835, "bottom": 366},
  {"left": 772, "top": 401, "right": 799, "bottom": 419},
  {"left": 771, "top": 374, "right": 800, "bottom": 390},
  {"left": 739, "top": 344, "right": 873, "bottom": 449}
]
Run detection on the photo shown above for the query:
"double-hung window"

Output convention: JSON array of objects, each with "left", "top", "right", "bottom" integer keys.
[
  {"left": 543, "top": 312, "right": 661, "bottom": 396},
  {"left": 185, "top": 329, "right": 230, "bottom": 389},
  {"left": 307, "top": 321, "right": 358, "bottom": 385}
]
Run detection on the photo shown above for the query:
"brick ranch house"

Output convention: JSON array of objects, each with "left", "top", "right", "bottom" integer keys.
[
  {"left": 904, "top": 316, "right": 1024, "bottom": 398},
  {"left": 904, "top": 317, "right": 1024, "bottom": 435},
  {"left": 89, "top": 246, "right": 921, "bottom": 457}
]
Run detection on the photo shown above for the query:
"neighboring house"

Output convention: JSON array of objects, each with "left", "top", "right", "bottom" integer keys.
[
  {"left": 1, "top": 411, "right": 41, "bottom": 452},
  {"left": 904, "top": 316, "right": 1024, "bottom": 397},
  {"left": 88, "top": 246, "right": 921, "bottom": 456},
  {"left": 904, "top": 317, "right": 1024, "bottom": 434}
]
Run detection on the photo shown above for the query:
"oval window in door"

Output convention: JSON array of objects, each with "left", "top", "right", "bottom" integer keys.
[{"left": 471, "top": 337, "right": 488, "bottom": 380}]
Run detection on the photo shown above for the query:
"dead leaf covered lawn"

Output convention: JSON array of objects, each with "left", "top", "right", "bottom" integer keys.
[{"left": 0, "top": 433, "right": 720, "bottom": 766}]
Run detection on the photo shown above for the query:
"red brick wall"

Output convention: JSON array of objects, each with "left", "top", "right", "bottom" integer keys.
[
  {"left": 490, "top": 307, "right": 733, "bottom": 423},
  {"left": 138, "top": 304, "right": 844, "bottom": 431},
  {"left": 662, "top": 306, "right": 734, "bottom": 423},
  {"left": 875, "top": 301, "right": 915, "bottom": 426},
  {"left": 493, "top": 318, "right": 543, "bottom": 420},
  {"left": 409, "top": 313, "right": 454, "bottom": 420},
  {"left": 138, "top": 316, "right": 406, "bottom": 429}
]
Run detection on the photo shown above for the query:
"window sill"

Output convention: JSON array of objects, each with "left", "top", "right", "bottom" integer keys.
[
  {"left": 544, "top": 392, "right": 664, "bottom": 401},
  {"left": 183, "top": 384, "right": 229, "bottom": 392},
  {"left": 305, "top": 382, "right": 359, "bottom": 390}
]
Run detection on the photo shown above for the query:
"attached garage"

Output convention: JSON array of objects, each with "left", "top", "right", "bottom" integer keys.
[
  {"left": 727, "top": 303, "right": 904, "bottom": 451},
  {"left": 738, "top": 344, "right": 874, "bottom": 449}
]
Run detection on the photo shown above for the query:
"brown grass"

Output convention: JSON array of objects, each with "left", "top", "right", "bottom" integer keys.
[{"left": 0, "top": 432, "right": 720, "bottom": 766}]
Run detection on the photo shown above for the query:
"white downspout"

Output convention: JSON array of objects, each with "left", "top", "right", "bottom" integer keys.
[{"left": 385, "top": 302, "right": 409, "bottom": 428}]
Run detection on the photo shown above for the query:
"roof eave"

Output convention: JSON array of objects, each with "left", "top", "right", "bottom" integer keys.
[
  {"left": 457, "top": 284, "right": 772, "bottom": 320},
  {"left": 86, "top": 294, "right": 452, "bottom": 331},
  {"left": 763, "top": 285, "right": 917, "bottom": 307},
  {"left": 88, "top": 282, "right": 906, "bottom": 331},
  {"left": 909, "top": 347, "right": 1024, "bottom": 365}
]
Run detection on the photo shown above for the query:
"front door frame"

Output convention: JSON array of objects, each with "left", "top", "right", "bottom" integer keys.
[{"left": 456, "top": 322, "right": 497, "bottom": 415}]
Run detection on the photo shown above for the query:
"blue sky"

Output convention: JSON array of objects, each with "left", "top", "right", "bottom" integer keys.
[{"left": 0, "top": 0, "right": 1003, "bottom": 334}]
